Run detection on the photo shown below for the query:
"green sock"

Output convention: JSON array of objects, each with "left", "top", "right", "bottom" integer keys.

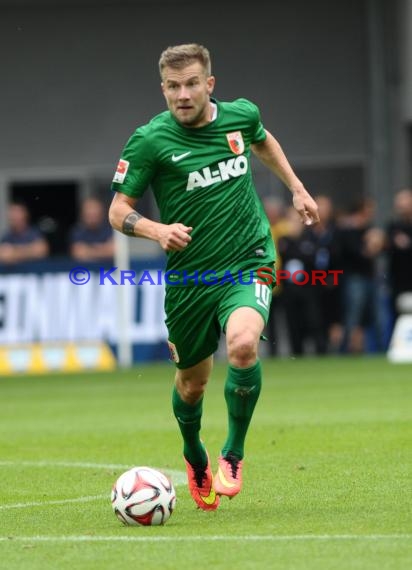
[
  {"left": 172, "top": 386, "right": 207, "bottom": 467},
  {"left": 221, "top": 361, "right": 262, "bottom": 460}
]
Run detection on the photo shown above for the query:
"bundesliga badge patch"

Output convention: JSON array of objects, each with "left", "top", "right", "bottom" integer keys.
[
  {"left": 113, "top": 159, "right": 129, "bottom": 184},
  {"left": 226, "top": 131, "right": 245, "bottom": 155}
]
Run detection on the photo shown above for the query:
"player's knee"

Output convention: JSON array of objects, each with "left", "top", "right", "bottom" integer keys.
[
  {"left": 176, "top": 376, "right": 207, "bottom": 404},
  {"left": 227, "top": 330, "right": 258, "bottom": 367}
]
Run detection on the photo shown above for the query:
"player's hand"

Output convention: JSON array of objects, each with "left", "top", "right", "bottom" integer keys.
[
  {"left": 158, "top": 223, "right": 193, "bottom": 252},
  {"left": 292, "top": 187, "right": 320, "bottom": 226}
]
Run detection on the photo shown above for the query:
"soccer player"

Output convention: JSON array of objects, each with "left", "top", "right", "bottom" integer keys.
[{"left": 109, "top": 44, "right": 319, "bottom": 511}]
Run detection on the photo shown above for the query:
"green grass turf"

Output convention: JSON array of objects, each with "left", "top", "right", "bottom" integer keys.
[{"left": 1, "top": 356, "right": 411, "bottom": 569}]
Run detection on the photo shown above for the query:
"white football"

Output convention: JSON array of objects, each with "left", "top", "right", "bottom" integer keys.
[{"left": 111, "top": 466, "right": 176, "bottom": 526}]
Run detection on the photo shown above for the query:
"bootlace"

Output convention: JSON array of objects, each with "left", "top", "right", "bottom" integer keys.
[
  {"left": 192, "top": 464, "right": 208, "bottom": 488},
  {"left": 225, "top": 452, "right": 240, "bottom": 479}
]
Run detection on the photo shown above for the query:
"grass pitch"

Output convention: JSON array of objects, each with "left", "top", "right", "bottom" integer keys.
[{"left": 1, "top": 356, "right": 411, "bottom": 569}]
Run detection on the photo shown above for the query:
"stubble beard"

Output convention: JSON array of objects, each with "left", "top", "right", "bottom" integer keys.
[{"left": 173, "top": 101, "right": 210, "bottom": 128}]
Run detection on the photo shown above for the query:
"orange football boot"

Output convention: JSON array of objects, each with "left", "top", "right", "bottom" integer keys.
[
  {"left": 214, "top": 452, "right": 243, "bottom": 498},
  {"left": 184, "top": 451, "right": 220, "bottom": 511}
]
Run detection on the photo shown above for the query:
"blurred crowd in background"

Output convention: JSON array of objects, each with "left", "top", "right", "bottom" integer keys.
[
  {"left": 264, "top": 189, "right": 412, "bottom": 356},
  {"left": 0, "top": 197, "right": 115, "bottom": 267},
  {"left": 1, "top": 189, "right": 412, "bottom": 357}
]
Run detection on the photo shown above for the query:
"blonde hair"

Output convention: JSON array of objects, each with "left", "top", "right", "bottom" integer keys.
[{"left": 159, "top": 44, "right": 211, "bottom": 78}]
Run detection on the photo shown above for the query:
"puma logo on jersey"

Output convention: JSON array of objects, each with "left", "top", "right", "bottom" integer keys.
[{"left": 186, "top": 155, "right": 248, "bottom": 191}]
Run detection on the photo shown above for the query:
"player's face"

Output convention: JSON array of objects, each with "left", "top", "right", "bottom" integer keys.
[{"left": 161, "top": 62, "right": 215, "bottom": 128}]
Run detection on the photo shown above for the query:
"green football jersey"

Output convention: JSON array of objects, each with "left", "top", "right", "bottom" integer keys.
[{"left": 112, "top": 97, "right": 276, "bottom": 282}]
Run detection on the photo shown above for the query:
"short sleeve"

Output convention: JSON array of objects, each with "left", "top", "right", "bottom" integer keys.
[
  {"left": 235, "top": 98, "right": 267, "bottom": 145},
  {"left": 111, "top": 126, "right": 156, "bottom": 198}
]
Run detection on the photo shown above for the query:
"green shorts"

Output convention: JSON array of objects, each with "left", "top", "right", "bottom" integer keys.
[{"left": 164, "top": 279, "right": 272, "bottom": 369}]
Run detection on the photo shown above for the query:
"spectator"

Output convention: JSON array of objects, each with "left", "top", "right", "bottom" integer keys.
[
  {"left": 69, "top": 197, "right": 114, "bottom": 262},
  {"left": 0, "top": 202, "right": 49, "bottom": 265},
  {"left": 309, "top": 195, "right": 343, "bottom": 353},
  {"left": 338, "top": 196, "right": 385, "bottom": 353},
  {"left": 263, "top": 196, "right": 290, "bottom": 244},
  {"left": 262, "top": 196, "right": 289, "bottom": 356},
  {"left": 277, "top": 207, "right": 327, "bottom": 356},
  {"left": 386, "top": 188, "right": 412, "bottom": 319}
]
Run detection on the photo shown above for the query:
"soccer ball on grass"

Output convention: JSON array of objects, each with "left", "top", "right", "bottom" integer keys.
[{"left": 111, "top": 466, "right": 176, "bottom": 526}]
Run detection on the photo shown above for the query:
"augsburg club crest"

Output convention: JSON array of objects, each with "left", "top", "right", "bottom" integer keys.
[{"left": 226, "top": 131, "right": 245, "bottom": 155}]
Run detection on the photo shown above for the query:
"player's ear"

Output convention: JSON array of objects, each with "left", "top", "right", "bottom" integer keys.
[
  {"left": 161, "top": 82, "right": 169, "bottom": 102},
  {"left": 207, "top": 75, "right": 215, "bottom": 95}
]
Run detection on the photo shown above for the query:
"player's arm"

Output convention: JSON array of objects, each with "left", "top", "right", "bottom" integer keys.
[
  {"left": 108, "top": 191, "right": 192, "bottom": 252},
  {"left": 251, "top": 129, "right": 319, "bottom": 226}
]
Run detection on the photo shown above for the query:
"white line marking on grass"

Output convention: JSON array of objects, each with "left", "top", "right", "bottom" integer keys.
[
  {"left": 0, "top": 495, "right": 107, "bottom": 511},
  {"left": 0, "top": 461, "right": 186, "bottom": 510},
  {"left": 0, "top": 460, "right": 186, "bottom": 484},
  {"left": 0, "top": 534, "right": 411, "bottom": 543},
  {"left": 0, "top": 460, "right": 132, "bottom": 469}
]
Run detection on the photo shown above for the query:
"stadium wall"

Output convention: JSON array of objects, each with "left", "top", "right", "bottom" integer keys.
[
  {"left": 1, "top": 1, "right": 367, "bottom": 206},
  {"left": 0, "top": 0, "right": 368, "bottom": 171},
  {"left": 0, "top": 1, "right": 410, "bottom": 232},
  {"left": 0, "top": 0, "right": 412, "bottom": 217}
]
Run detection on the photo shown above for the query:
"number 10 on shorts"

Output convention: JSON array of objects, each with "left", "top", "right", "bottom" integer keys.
[{"left": 255, "top": 281, "right": 271, "bottom": 310}]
